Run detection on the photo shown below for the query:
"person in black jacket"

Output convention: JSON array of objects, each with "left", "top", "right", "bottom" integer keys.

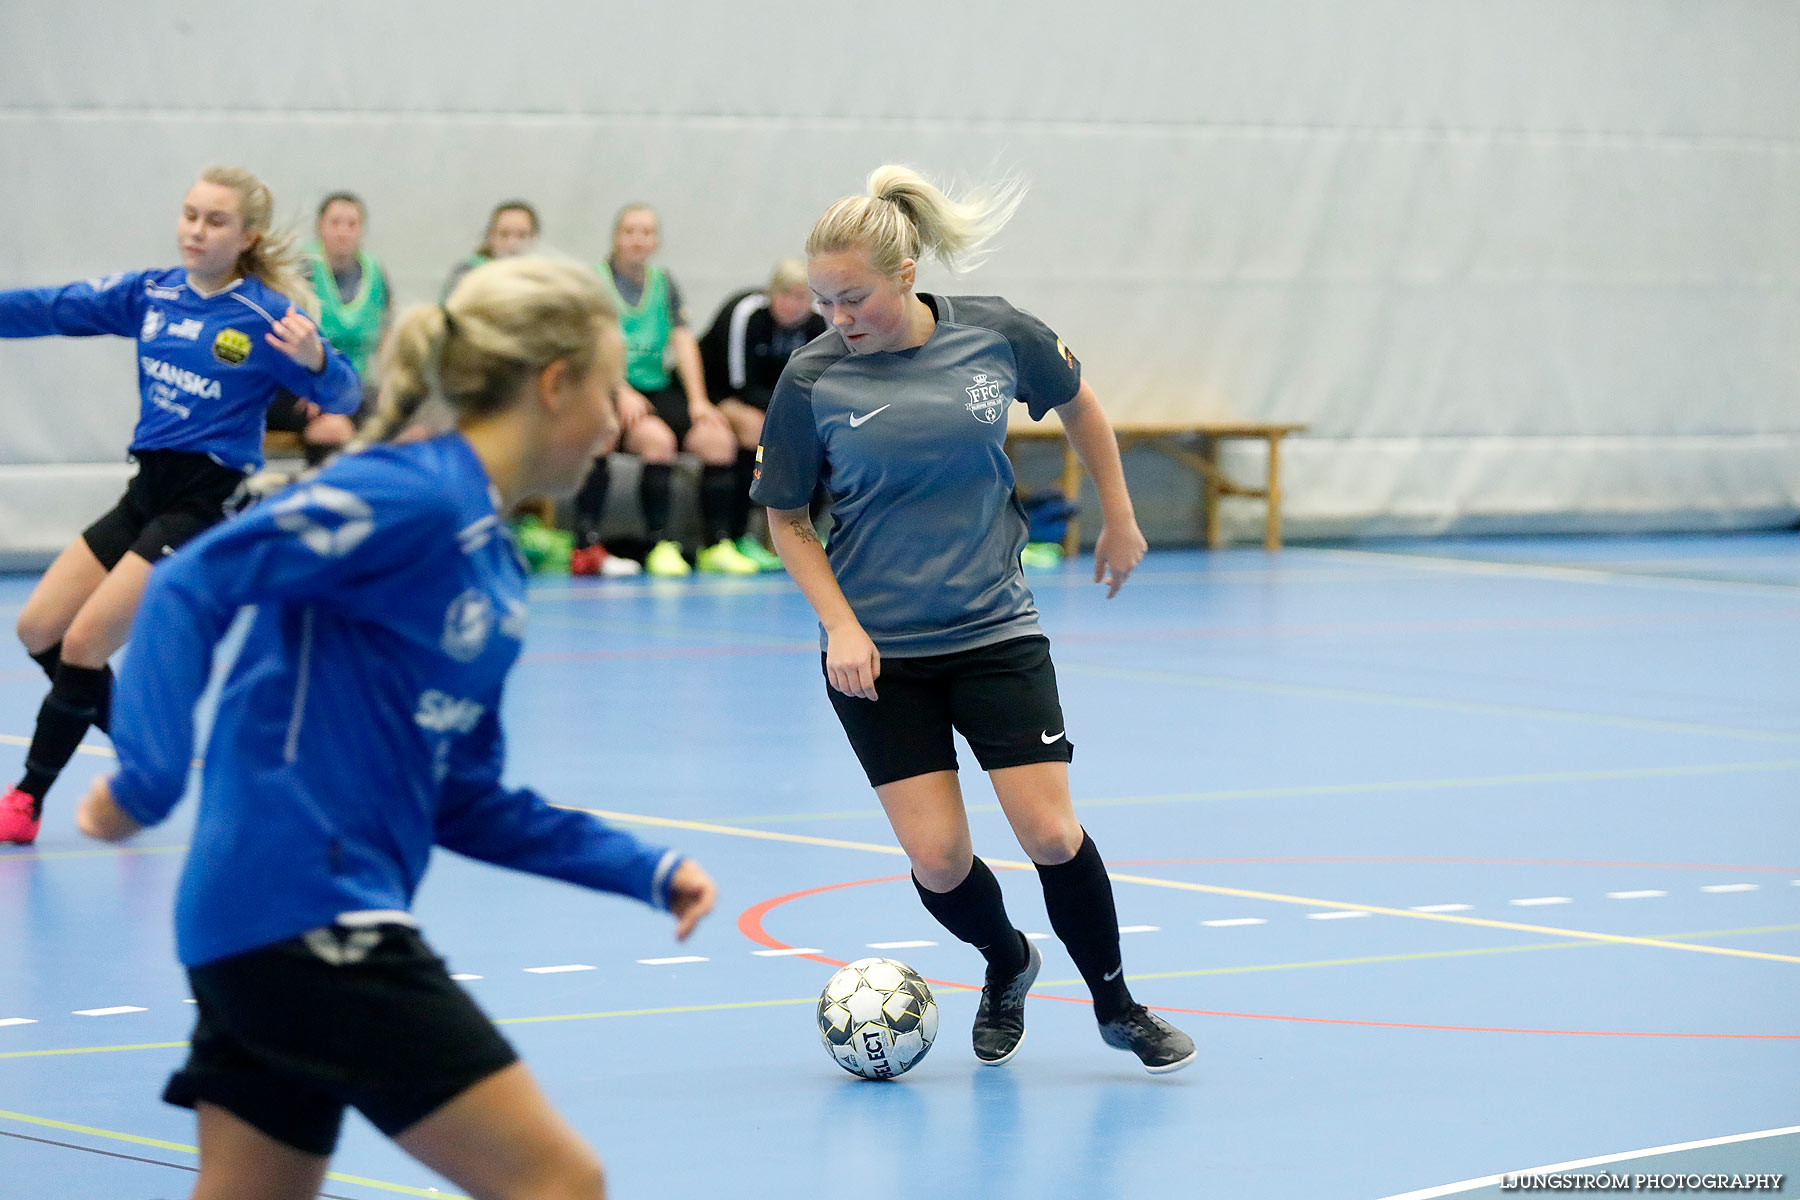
[{"left": 697, "top": 258, "right": 826, "bottom": 569}]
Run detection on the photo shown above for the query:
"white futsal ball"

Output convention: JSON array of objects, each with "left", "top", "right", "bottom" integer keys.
[{"left": 816, "top": 957, "right": 939, "bottom": 1080}]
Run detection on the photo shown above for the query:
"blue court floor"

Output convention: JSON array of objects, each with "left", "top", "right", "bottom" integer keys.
[{"left": 2, "top": 531, "right": 1796, "bottom": 1199}]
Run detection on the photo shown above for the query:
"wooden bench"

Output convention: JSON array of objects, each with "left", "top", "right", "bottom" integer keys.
[{"left": 1005, "top": 418, "right": 1308, "bottom": 551}]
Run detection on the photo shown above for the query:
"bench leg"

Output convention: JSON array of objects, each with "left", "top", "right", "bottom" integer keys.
[
  {"left": 1202, "top": 438, "right": 1224, "bottom": 549},
  {"left": 1264, "top": 434, "right": 1285, "bottom": 550}
]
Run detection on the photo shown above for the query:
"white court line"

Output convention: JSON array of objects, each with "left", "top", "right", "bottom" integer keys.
[
  {"left": 752, "top": 947, "right": 821, "bottom": 957},
  {"left": 0, "top": 1018, "right": 36, "bottom": 1027},
  {"left": 1118, "top": 925, "right": 1161, "bottom": 933},
  {"left": 866, "top": 940, "right": 936, "bottom": 949},
  {"left": 72, "top": 1007, "right": 145, "bottom": 1017},
  {"left": 1307, "top": 911, "right": 1370, "bottom": 921},
  {"left": 637, "top": 956, "right": 707, "bottom": 966},
  {"left": 1509, "top": 897, "right": 1572, "bottom": 907},
  {"left": 1203, "top": 918, "right": 1267, "bottom": 927},
  {"left": 1371, "top": 1124, "right": 1800, "bottom": 1200},
  {"left": 1023, "top": 932, "right": 1051, "bottom": 940},
  {"left": 1607, "top": 890, "right": 1666, "bottom": 899},
  {"left": 1700, "top": 883, "right": 1759, "bottom": 893},
  {"left": 1411, "top": 904, "right": 1473, "bottom": 913},
  {"left": 524, "top": 964, "right": 596, "bottom": 974},
  {"left": 450, "top": 973, "right": 483, "bottom": 981}
]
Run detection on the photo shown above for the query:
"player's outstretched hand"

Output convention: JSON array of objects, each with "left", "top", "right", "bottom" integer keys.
[
  {"left": 1092, "top": 520, "right": 1148, "bottom": 598},
  {"left": 267, "top": 308, "right": 327, "bottom": 373},
  {"left": 668, "top": 859, "right": 717, "bottom": 942},
  {"left": 76, "top": 776, "right": 143, "bottom": 843}
]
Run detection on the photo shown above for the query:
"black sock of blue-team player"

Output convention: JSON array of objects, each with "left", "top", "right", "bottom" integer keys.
[
  {"left": 572, "top": 456, "right": 610, "bottom": 546},
  {"left": 640, "top": 462, "right": 674, "bottom": 542},
  {"left": 913, "top": 857, "right": 1030, "bottom": 980},
  {"left": 18, "top": 662, "right": 110, "bottom": 810},
  {"left": 699, "top": 463, "right": 737, "bottom": 545},
  {"left": 1037, "top": 831, "right": 1135, "bottom": 1023}
]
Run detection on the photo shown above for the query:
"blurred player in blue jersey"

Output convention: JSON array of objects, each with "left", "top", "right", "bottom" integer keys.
[
  {"left": 752, "top": 166, "right": 1194, "bottom": 1075},
  {"left": 77, "top": 255, "right": 716, "bottom": 1199},
  {"left": 0, "top": 166, "right": 362, "bottom": 844}
]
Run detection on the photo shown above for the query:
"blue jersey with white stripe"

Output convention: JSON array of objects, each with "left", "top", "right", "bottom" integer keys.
[
  {"left": 0, "top": 267, "right": 361, "bottom": 472},
  {"left": 108, "top": 433, "right": 684, "bottom": 967}
]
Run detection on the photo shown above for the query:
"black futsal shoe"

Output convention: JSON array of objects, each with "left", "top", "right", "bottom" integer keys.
[
  {"left": 1099, "top": 1005, "right": 1197, "bottom": 1074},
  {"left": 972, "top": 936, "right": 1042, "bottom": 1065}
]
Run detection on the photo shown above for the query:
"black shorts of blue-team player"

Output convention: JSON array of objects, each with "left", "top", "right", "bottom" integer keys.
[
  {"left": 165, "top": 922, "right": 519, "bottom": 1157},
  {"left": 81, "top": 449, "right": 246, "bottom": 569},
  {"left": 826, "top": 634, "right": 1073, "bottom": 788}
]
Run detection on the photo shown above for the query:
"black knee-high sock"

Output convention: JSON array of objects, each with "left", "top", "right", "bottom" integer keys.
[
  {"left": 29, "top": 642, "right": 60, "bottom": 682},
  {"left": 572, "top": 457, "right": 610, "bottom": 545},
  {"left": 640, "top": 463, "right": 673, "bottom": 542},
  {"left": 913, "top": 857, "right": 1029, "bottom": 981},
  {"left": 730, "top": 448, "right": 758, "bottom": 541},
  {"left": 1037, "top": 831, "right": 1135, "bottom": 1022},
  {"left": 699, "top": 464, "right": 736, "bottom": 546},
  {"left": 26, "top": 643, "right": 109, "bottom": 735},
  {"left": 18, "top": 663, "right": 109, "bottom": 808}
]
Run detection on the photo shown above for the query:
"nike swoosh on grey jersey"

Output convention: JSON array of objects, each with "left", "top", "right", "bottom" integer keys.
[{"left": 848, "top": 404, "right": 892, "bottom": 427}]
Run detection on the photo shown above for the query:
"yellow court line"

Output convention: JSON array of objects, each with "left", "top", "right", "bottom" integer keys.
[
  {"left": 1057, "top": 661, "right": 1800, "bottom": 747},
  {"left": 0, "top": 1108, "right": 468, "bottom": 1198},
  {"left": 572, "top": 806, "right": 1800, "bottom": 966},
  {"left": 699, "top": 758, "right": 1800, "bottom": 827},
  {"left": 2, "top": 844, "right": 188, "bottom": 862},
  {"left": 0, "top": 1040, "right": 188, "bottom": 1061},
  {"left": 0, "top": 733, "right": 115, "bottom": 759},
  {"left": 1031, "top": 923, "right": 1800, "bottom": 988},
  {"left": 11, "top": 925, "right": 1795, "bottom": 1062}
]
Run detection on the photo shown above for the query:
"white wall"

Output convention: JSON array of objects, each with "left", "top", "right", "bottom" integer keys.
[{"left": 3, "top": 0, "right": 1797, "bottom": 553}]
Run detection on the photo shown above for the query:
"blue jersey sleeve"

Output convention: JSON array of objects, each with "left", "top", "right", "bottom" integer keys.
[
  {"left": 749, "top": 367, "right": 824, "bottom": 511},
  {"left": 270, "top": 335, "right": 362, "bottom": 416},
  {"left": 435, "top": 709, "right": 684, "bottom": 909},
  {"left": 108, "top": 472, "right": 450, "bottom": 826},
  {"left": 0, "top": 271, "right": 150, "bottom": 339}
]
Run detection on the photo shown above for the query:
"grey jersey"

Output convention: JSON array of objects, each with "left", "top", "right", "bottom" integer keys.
[{"left": 752, "top": 294, "right": 1083, "bottom": 656}]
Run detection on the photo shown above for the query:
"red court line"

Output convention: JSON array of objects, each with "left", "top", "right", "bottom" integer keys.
[{"left": 738, "top": 865, "right": 1800, "bottom": 1041}]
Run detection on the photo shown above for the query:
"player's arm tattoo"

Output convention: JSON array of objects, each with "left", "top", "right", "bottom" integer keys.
[{"left": 787, "top": 517, "right": 819, "bottom": 547}]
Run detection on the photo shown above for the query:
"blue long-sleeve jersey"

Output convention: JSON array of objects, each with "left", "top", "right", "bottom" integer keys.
[
  {"left": 109, "top": 433, "right": 685, "bottom": 967},
  {"left": 0, "top": 267, "right": 361, "bottom": 472}
]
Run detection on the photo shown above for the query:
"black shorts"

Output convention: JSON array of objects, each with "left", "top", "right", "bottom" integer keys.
[
  {"left": 827, "top": 633, "right": 1074, "bottom": 788},
  {"left": 164, "top": 923, "right": 519, "bottom": 1157},
  {"left": 643, "top": 384, "right": 691, "bottom": 443},
  {"left": 82, "top": 449, "right": 245, "bottom": 570}
]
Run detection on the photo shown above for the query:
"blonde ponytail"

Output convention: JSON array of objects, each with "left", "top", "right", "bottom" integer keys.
[
  {"left": 357, "top": 256, "right": 617, "bottom": 447},
  {"left": 806, "top": 165, "right": 1025, "bottom": 277},
  {"left": 199, "top": 165, "right": 319, "bottom": 317}
]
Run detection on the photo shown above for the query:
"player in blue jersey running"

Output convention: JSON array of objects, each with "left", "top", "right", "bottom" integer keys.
[
  {"left": 752, "top": 166, "right": 1195, "bottom": 1075},
  {"left": 0, "top": 166, "right": 361, "bottom": 845},
  {"left": 76, "top": 255, "right": 716, "bottom": 1200}
]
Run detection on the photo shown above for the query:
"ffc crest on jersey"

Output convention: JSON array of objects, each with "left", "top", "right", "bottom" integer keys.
[
  {"left": 964, "top": 371, "right": 1011, "bottom": 424},
  {"left": 271, "top": 483, "right": 375, "bottom": 558},
  {"left": 212, "top": 327, "right": 252, "bottom": 365},
  {"left": 441, "top": 589, "right": 494, "bottom": 663}
]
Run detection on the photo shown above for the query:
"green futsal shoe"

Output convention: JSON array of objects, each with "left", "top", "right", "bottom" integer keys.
[
  {"left": 696, "top": 538, "right": 760, "bottom": 575},
  {"left": 1020, "top": 542, "right": 1064, "bottom": 570},
  {"left": 734, "top": 536, "right": 785, "bottom": 572}
]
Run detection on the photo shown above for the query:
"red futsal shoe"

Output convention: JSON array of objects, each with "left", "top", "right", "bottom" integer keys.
[{"left": 0, "top": 788, "right": 41, "bottom": 846}]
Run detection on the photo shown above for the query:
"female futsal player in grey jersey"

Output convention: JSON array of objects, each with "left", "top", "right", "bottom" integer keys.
[{"left": 750, "top": 166, "right": 1194, "bottom": 1074}]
